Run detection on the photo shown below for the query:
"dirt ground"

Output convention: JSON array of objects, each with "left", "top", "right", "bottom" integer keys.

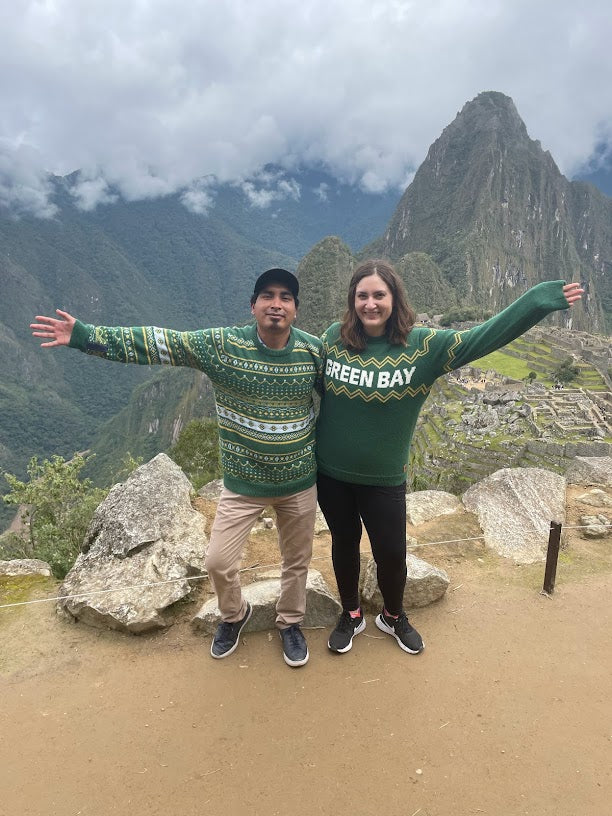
[{"left": 1, "top": 486, "right": 611, "bottom": 816}]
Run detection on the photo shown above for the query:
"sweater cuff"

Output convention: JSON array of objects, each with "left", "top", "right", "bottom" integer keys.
[
  {"left": 69, "top": 319, "right": 92, "bottom": 350},
  {"left": 540, "top": 279, "right": 570, "bottom": 311}
]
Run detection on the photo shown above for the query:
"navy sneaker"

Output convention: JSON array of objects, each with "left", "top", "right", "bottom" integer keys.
[
  {"left": 375, "top": 610, "right": 424, "bottom": 654},
  {"left": 328, "top": 610, "right": 366, "bottom": 653},
  {"left": 210, "top": 602, "right": 252, "bottom": 659},
  {"left": 279, "top": 624, "right": 309, "bottom": 667}
]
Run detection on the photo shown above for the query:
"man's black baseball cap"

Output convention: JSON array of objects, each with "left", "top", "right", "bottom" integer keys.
[{"left": 252, "top": 268, "right": 299, "bottom": 301}]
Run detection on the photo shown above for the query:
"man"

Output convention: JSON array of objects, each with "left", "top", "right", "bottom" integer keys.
[{"left": 31, "top": 269, "right": 322, "bottom": 667}]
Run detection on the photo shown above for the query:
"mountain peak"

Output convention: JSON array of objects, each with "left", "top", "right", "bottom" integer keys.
[{"left": 446, "top": 90, "right": 529, "bottom": 142}]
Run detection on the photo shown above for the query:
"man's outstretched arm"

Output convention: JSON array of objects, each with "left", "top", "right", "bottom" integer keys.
[
  {"left": 31, "top": 309, "right": 76, "bottom": 347},
  {"left": 31, "top": 309, "right": 212, "bottom": 372}
]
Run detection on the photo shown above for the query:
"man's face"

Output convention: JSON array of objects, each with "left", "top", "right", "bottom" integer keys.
[{"left": 251, "top": 283, "right": 297, "bottom": 334}]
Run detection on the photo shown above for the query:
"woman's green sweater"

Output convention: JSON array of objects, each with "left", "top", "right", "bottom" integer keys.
[{"left": 317, "top": 280, "right": 569, "bottom": 486}]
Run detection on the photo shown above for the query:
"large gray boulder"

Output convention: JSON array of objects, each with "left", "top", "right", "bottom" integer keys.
[
  {"left": 192, "top": 569, "right": 341, "bottom": 634},
  {"left": 0, "top": 558, "right": 52, "bottom": 577},
  {"left": 406, "top": 490, "right": 461, "bottom": 526},
  {"left": 359, "top": 553, "right": 450, "bottom": 611},
  {"left": 58, "top": 454, "right": 208, "bottom": 633},
  {"left": 462, "top": 467, "right": 566, "bottom": 563},
  {"left": 565, "top": 457, "right": 612, "bottom": 487}
]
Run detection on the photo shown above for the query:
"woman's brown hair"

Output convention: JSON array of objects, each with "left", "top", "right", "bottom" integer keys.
[{"left": 340, "top": 259, "right": 415, "bottom": 351}]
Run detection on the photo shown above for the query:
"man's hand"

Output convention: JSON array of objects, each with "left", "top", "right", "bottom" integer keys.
[
  {"left": 562, "top": 282, "right": 584, "bottom": 307},
  {"left": 30, "top": 309, "right": 77, "bottom": 347}
]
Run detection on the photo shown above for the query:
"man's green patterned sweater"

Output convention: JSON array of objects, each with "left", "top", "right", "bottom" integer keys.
[
  {"left": 69, "top": 321, "right": 323, "bottom": 497},
  {"left": 317, "top": 280, "right": 570, "bottom": 486}
]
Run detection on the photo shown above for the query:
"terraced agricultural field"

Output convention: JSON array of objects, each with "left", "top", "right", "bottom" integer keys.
[
  {"left": 473, "top": 337, "right": 608, "bottom": 390},
  {"left": 408, "top": 330, "right": 611, "bottom": 493}
]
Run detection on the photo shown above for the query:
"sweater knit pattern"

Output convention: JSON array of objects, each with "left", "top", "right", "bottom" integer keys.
[
  {"left": 317, "top": 280, "right": 570, "bottom": 486},
  {"left": 70, "top": 321, "right": 323, "bottom": 497}
]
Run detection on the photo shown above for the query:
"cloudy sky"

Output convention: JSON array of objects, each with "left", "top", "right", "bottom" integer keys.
[{"left": 1, "top": 0, "right": 610, "bottom": 217}]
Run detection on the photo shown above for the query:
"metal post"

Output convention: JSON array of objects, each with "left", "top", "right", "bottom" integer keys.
[{"left": 542, "top": 521, "right": 562, "bottom": 595}]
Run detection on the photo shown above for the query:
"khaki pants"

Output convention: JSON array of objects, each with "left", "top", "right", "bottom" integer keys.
[{"left": 205, "top": 484, "right": 317, "bottom": 628}]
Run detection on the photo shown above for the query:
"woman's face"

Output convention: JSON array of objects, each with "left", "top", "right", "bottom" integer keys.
[{"left": 354, "top": 273, "right": 393, "bottom": 337}]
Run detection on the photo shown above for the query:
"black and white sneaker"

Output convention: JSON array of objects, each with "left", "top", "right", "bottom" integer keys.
[
  {"left": 210, "top": 602, "right": 252, "bottom": 659},
  {"left": 328, "top": 610, "right": 366, "bottom": 653},
  {"left": 279, "top": 624, "right": 309, "bottom": 667},
  {"left": 375, "top": 610, "right": 424, "bottom": 654}
]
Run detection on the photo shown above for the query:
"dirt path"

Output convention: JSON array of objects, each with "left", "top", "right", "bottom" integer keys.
[{"left": 1, "top": 489, "right": 611, "bottom": 816}]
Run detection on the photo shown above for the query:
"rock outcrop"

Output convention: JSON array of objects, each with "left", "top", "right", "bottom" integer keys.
[
  {"left": 0, "top": 559, "right": 52, "bottom": 577},
  {"left": 565, "top": 456, "right": 612, "bottom": 487},
  {"left": 462, "top": 467, "right": 566, "bottom": 563},
  {"left": 197, "top": 479, "right": 224, "bottom": 500},
  {"left": 359, "top": 553, "right": 450, "bottom": 611},
  {"left": 406, "top": 490, "right": 461, "bottom": 526},
  {"left": 58, "top": 454, "right": 208, "bottom": 633},
  {"left": 576, "top": 488, "right": 612, "bottom": 508},
  {"left": 579, "top": 515, "right": 611, "bottom": 539}
]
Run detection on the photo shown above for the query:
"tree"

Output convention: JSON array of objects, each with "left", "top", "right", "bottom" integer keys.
[
  {"left": 439, "top": 306, "right": 492, "bottom": 326},
  {"left": 169, "top": 418, "right": 221, "bottom": 490},
  {"left": 2, "top": 455, "right": 107, "bottom": 578},
  {"left": 553, "top": 357, "right": 580, "bottom": 385}
]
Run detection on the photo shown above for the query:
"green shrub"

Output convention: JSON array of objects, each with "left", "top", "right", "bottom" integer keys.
[
  {"left": 169, "top": 419, "right": 222, "bottom": 491},
  {"left": 439, "top": 306, "right": 493, "bottom": 326},
  {"left": 0, "top": 530, "right": 30, "bottom": 560},
  {"left": 2, "top": 454, "right": 107, "bottom": 578},
  {"left": 553, "top": 357, "right": 580, "bottom": 384}
]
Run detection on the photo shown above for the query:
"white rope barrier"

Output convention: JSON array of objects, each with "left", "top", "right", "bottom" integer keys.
[
  {"left": 0, "top": 553, "right": 330, "bottom": 610},
  {"left": 558, "top": 523, "right": 611, "bottom": 530},
  {"left": 407, "top": 534, "right": 486, "bottom": 547},
  {"left": 0, "top": 524, "right": 609, "bottom": 611}
]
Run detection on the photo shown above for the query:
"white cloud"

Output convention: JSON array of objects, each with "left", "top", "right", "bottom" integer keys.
[
  {"left": 0, "top": 0, "right": 610, "bottom": 216},
  {"left": 0, "top": 141, "right": 58, "bottom": 218},
  {"left": 70, "top": 175, "right": 118, "bottom": 211},
  {"left": 313, "top": 182, "right": 329, "bottom": 202},
  {"left": 240, "top": 176, "right": 301, "bottom": 209},
  {"left": 180, "top": 179, "right": 216, "bottom": 214}
]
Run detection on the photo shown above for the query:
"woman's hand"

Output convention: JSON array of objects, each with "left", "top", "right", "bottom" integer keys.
[{"left": 562, "top": 282, "right": 584, "bottom": 307}]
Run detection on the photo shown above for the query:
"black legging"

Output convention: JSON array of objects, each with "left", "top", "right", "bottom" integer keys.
[{"left": 317, "top": 472, "right": 407, "bottom": 615}]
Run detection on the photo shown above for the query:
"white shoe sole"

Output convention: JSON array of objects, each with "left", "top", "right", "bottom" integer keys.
[
  {"left": 375, "top": 614, "right": 424, "bottom": 654},
  {"left": 282, "top": 647, "right": 310, "bottom": 667},
  {"left": 328, "top": 617, "right": 366, "bottom": 653},
  {"left": 280, "top": 629, "right": 310, "bottom": 667}
]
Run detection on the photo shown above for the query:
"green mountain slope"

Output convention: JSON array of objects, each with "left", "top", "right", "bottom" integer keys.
[
  {"left": 296, "top": 237, "right": 354, "bottom": 335},
  {"left": 366, "top": 91, "right": 611, "bottom": 333},
  {"left": 2, "top": 93, "right": 610, "bottom": 531},
  {"left": 0, "top": 170, "right": 397, "bottom": 528}
]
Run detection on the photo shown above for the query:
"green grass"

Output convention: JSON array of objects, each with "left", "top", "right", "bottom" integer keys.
[
  {"left": 472, "top": 349, "right": 551, "bottom": 382},
  {"left": 473, "top": 342, "right": 608, "bottom": 390}
]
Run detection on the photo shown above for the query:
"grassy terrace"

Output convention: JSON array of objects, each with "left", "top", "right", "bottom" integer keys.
[
  {"left": 472, "top": 348, "right": 542, "bottom": 382},
  {"left": 473, "top": 338, "right": 608, "bottom": 390}
]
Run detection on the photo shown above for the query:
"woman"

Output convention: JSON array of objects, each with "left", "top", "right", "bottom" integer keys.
[{"left": 316, "top": 260, "right": 583, "bottom": 655}]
